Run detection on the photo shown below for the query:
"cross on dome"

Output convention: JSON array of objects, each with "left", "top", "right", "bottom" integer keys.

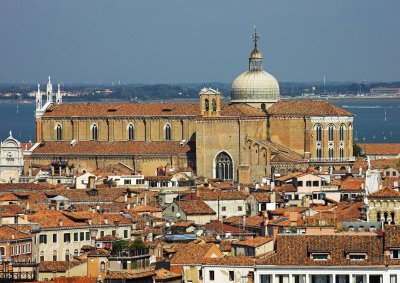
[{"left": 252, "top": 26, "right": 260, "bottom": 48}]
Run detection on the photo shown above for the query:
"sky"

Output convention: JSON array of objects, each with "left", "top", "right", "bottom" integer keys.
[{"left": 1, "top": 0, "right": 399, "bottom": 84}]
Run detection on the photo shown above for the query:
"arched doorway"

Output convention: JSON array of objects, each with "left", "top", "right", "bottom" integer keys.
[{"left": 215, "top": 152, "right": 233, "bottom": 180}]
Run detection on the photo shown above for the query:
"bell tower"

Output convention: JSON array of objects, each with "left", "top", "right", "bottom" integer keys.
[{"left": 199, "top": 87, "right": 221, "bottom": 117}]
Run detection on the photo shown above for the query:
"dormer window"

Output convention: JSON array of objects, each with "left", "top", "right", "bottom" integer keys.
[
  {"left": 311, "top": 253, "right": 329, "bottom": 260},
  {"left": 348, "top": 253, "right": 366, "bottom": 261}
]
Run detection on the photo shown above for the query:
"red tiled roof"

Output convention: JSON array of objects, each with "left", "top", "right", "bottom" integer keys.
[
  {"left": 232, "top": 237, "right": 273, "bottom": 248},
  {"left": 359, "top": 143, "right": 400, "bottom": 156},
  {"left": 43, "top": 103, "right": 266, "bottom": 118},
  {"left": 268, "top": 100, "right": 352, "bottom": 116},
  {"left": 0, "top": 225, "right": 31, "bottom": 241},
  {"left": 175, "top": 200, "right": 215, "bottom": 215},
  {"left": 39, "top": 261, "right": 83, "bottom": 272},
  {"left": 258, "top": 234, "right": 383, "bottom": 266},
  {"left": 206, "top": 220, "right": 250, "bottom": 234},
  {"left": 197, "top": 190, "right": 248, "bottom": 201},
  {"left": 368, "top": 187, "right": 400, "bottom": 199},
  {"left": 32, "top": 141, "right": 193, "bottom": 156}
]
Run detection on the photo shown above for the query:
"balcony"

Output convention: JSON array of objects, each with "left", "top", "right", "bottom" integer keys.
[
  {"left": 309, "top": 157, "right": 355, "bottom": 162},
  {"left": 0, "top": 271, "right": 36, "bottom": 282},
  {"left": 109, "top": 248, "right": 150, "bottom": 259}
]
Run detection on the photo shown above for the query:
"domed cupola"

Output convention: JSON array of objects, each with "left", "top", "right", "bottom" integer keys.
[{"left": 231, "top": 28, "right": 280, "bottom": 109}]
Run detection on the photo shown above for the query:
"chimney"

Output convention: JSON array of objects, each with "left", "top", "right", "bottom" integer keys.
[
  {"left": 196, "top": 189, "right": 200, "bottom": 197},
  {"left": 59, "top": 219, "right": 63, "bottom": 227},
  {"left": 270, "top": 191, "right": 276, "bottom": 204},
  {"left": 88, "top": 219, "right": 92, "bottom": 226},
  {"left": 11, "top": 234, "right": 15, "bottom": 240},
  {"left": 289, "top": 212, "right": 298, "bottom": 227},
  {"left": 127, "top": 203, "right": 131, "bottom": 210},
  {"left": 104, "top": 217, "right": 108, "bottom": 225},
  {"left": 271, "top": 181, "right": 275, "bottom": 190},
  {"left": 144, "top": 193, "right": 147, "bottom": 206},
  {"left": 124, "top": 194, "right": 128, "bottom": 202}
]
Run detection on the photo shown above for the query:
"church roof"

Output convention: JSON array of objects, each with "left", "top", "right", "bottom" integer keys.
[
  {"left": 267, "top": 100, "right": 352, "bottom": 117},
  {"left": 43, "top": 103, "right": 266, "bottom": 118},
  {"left": 31, "top": 141, "right": 194, "bottom": 156}
]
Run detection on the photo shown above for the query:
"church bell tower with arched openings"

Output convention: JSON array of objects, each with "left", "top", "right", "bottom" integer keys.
[{"left": 199, "top": 87, "right": 221, "bottom": 117}]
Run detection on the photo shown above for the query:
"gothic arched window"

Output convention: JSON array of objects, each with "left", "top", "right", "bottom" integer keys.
[
  {"left": 212, "top": 98, "right": 217, "bottom": 111},
  {"left": 215, "top": 152, "right": 233, "bottom": 180},
  {"left": 340, "top": 124, "right": 345, "bottom": 142},
  {"left": 65, "top": 249, "right": 70, "bottom": 261},
  {"left": 315, "top": 124, "right": 323, "bottom": 159},
  {"left": 328, "top": 124, "right": 334, "bottom": 142},
  {"left": 56, "top": 124, "right": 62, "bottom": 141},
  {"left": 52, "top": 250, "right": 57, "bottom": 261},
  {"left": 204, "top": 99, "right": 209, "bottom": 111},
  {"left": 165, "top": 124, "right": 171, "bottom": 141},
  {"left": 128, "top": 124, "right": 134, "bottom": 141},
  {"left": 91, "top": 124, "right": 98, "bottom": 141}
]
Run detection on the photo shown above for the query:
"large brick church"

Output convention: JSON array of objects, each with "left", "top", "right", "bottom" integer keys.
[{"left": 26, "top": 31, "right": 354, "bottom": 184}]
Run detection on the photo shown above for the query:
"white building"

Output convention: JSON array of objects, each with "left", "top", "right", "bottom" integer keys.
[{"left": 0, "top": 131, "right": 24, "bottom": 183}]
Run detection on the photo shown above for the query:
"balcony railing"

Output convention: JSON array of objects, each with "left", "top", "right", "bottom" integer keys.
[
  {"left": 110, "top": 248, "right": 150, "bottom": 258},
  {"left": 309, "top": 157, "right": 355, "bottom": 162},
  {"left": 0, "top": 271, "right": 36, "bottom": 282}
]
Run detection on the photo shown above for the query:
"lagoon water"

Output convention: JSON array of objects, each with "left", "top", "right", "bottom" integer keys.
[{"left": 0, "top": 98, "right": 399, "bottom": 143}]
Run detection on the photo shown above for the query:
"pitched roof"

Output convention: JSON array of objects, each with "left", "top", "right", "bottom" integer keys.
[
  {"left": 258, "top": 234, "right": 384, "bottom": 266},
  {"left": 197, "top": 190, "right": 248, "bottom": 201},
  {"left": 43, "top": 103, "right": 266, "bottom": 118},
  {"left": 368, "top": 187, "right": 400, "bottom": 199},
  {"left": 0, "top": 225, "right": 31, "bottom": 241},
  {"left": 32, "top": 141, "right": 193, "bottom": 156},
  {"left": 232, "top": 237, "right": 273, "bottom": 248},
  {"left": 175, "top": 200, "right": 215, "bottom": 215},
  {"left": 267, "top": 100, "right": 352, "bottom": 117},
  {"left": 39, "top": 261, "right": 83, "bottom": 272},
  {"left": 205, "top": 220, "right": 250, "bottom": 234},
  {"left": 170, "top": 243, "right": 222, "bottom": 265},
  {"left": 359, "top": 143, "right": 400, "bottom": 156}
]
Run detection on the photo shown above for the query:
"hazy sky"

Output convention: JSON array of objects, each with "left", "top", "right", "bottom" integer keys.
[{"left": 1, "top": 0, "right": 399, "bottom": 84}]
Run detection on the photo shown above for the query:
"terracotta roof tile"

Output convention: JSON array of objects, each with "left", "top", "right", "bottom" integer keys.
[
  {"left": 43, "top": 103, "right": 266, "bottom": 118},
  {"left": 359, "top": 143, "right": 400, "bottom": 156},
  {"left": 32, "top": 141, "right": 194, "bottom": 156},
  {"left": 175, "top": 200, "right": 216, "bottom": 215},
  {"left": 232, "top": 237, "right": 273, "bottom": 248},
  {"left": 368, "top": 187, "right": 400, "bottom": 199},
  {"left": 39, "top": 261, "right": 83, "bottom": 272},
  {"left": 198, "top": 190, "right": 248, "bottom": 201},
  {"left": 268, "top": 100, "right": 352, "bottom": 117}
]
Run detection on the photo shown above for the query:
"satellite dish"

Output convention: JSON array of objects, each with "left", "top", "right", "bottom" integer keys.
[
  {"left": 176, "top": 212, "right": 181, "bottom": 218},
  {"left": 216, "top": 235, "right": 221, "bottom": 241}
]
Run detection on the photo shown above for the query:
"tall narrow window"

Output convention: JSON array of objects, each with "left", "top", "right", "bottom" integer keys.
[
  {"left": 204, "top": 99, "right": 209, "bottom": 111},
  {"left": 56, "top": 124, "right": 62, "bottom": 141},
  {"left": 212, "top": 98, "right": 217, "bottom": 111},
  {"left": 128, "top": 124, "right": 134, "bottom": 141},
  {"left": 340, "top": 148, "right": 344, "bottom": 159},
  {"left": 91, "top": 124, "right": 98, "bottom": 141},
  {"left": 65, "top": 249, "right": 70, "bottom": 261},
  {"left": 328, "top": 124, "right": 335, "bottom": 160},
  {"left": 165, "top": 124, "right": 171, "bottom": 141},
  {"left": 52, "top": 250, "right": 57, "bottom": 261},
  {"left": 315, "top": 124, "right": 323, "bottom": 159},
  {"left": 329, "top": 148, "right": 334, "bottom": 159},
  {"left": 340, "top": 124, "right": 345, "bottom": 141},
  {"left": 328, "top": 125, "right": 334, "bottom": 142},
  {"left": 215, "top": 152, "right": 233, "bottom": 180}
]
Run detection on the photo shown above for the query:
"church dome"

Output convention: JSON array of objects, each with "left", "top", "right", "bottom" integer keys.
[{"left": 231, "top": 30, "right": 280, "bottom": 105}]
